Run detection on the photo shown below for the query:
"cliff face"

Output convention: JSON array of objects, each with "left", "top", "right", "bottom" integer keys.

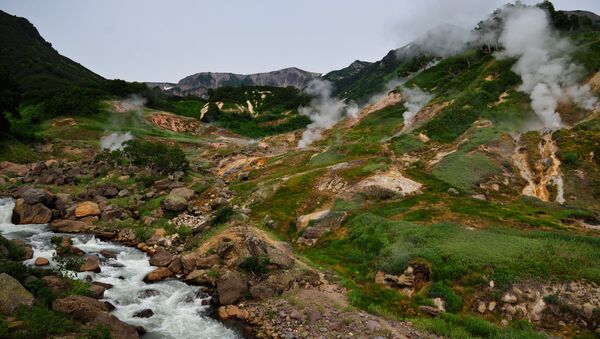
[{"left": 149, "top": 67, "right": 321, "bottom": 97}]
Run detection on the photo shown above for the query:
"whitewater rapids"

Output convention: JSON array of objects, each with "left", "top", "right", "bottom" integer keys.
[{"left": 0, "top": 198, "right": 239, "bottom": 339}]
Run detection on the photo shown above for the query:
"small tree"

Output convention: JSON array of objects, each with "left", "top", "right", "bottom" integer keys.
[{"left": 122, "top": 140, "right": 189, "bottom": 173}]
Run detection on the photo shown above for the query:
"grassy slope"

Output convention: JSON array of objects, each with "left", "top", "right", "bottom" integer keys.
[{"left": 228, "top": 33, "right": 600, "bottom": 338}]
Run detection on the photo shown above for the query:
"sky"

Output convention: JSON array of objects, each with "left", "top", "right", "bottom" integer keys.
[{"left": 1, "top": 0, "right": 599, "bottom": 82}]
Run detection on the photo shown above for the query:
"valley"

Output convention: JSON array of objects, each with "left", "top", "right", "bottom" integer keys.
[{"left": 0, "top": 2, "right": 600, "bottom": 339}]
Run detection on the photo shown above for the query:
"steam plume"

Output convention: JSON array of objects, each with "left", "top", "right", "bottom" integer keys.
[
  {"left": 401, "top": 86, "right": 433, "bottom": 129},
  {"left": 298, "top": 79, "right": 358, "bottom": 148},
  {"left": 100, "top": 132, "right": 133, "bottom": 151},
  {"left": 496, "top": 6, "right": 596, "bottom": 129}
]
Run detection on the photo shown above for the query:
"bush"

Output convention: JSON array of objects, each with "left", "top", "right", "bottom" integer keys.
[
  {"left": 212, "top": 206, "right": 234, "bottom": 226},
  {"left": 123, "top": 140, "right": 188, "bottom": 173},
  {"left": 239, "top": 255, "right": 270, "bottom": 275}
]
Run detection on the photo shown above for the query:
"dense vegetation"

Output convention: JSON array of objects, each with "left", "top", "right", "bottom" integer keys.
[{"left": 202, "top": 86, "right": 312, "bottom": 138}]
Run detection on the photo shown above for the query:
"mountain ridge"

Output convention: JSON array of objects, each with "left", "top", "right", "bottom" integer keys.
[{"left": 147, "top": 67, "right": 321, "bottom": 98}]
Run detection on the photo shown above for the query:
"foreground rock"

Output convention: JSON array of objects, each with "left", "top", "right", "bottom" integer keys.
[
  {"left": 34, "top": 257, "right": 50, "bottom": 266},
  {"left": 11, "top": 198, "right": 52, "bottom": 224},
  {"left": 217, "top": 271, "right": 248, "bottom": 305},
  {"left": 51, "top": 220, "right": 93, "bottom": 233},
  {"left": 143, "top": 267, "right": 174, "bottom": 282},
  {"left": 52, "top": 295, "right": 139, "bottom": 338},
  {"left": 52, "top": 295, "right": 109, "bottom": 322},
  {"left": 75, "top": 201, "right": 101, "bottom": 218},
  {"left": 89, "top": 311, "right": 140, "bottom": 339},
  {"left": 0, "top": 273, "right": 34, "bottom": 314}
]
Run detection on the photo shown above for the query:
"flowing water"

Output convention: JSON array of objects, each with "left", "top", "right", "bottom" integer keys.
[{"left": 0, "top": 198, "right": 239, "bottom": 339}]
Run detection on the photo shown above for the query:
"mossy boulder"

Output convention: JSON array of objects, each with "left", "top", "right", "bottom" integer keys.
[{"left": 0, "top": 273, "right": 34, "bottom": 314}]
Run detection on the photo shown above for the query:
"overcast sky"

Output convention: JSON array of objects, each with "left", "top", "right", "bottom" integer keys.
[{"left": 1, "top": 0, "right": 599, "bottom": 82}]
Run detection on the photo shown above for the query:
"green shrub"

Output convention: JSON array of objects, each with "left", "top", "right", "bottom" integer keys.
[
  {"left": 14, "top": 305, "right": 80, "bottom": 338},
  {"left": 135, "top": 227, "right": 152, "bottom": 242},
  {"left": 239, "top": 255, "right": 270, "bottom": 275},
  {"left": 391, "top": 134, "right": 427, "bottom": 154},
  {"left": 559, "top": 151, "right": 580, "bottom": 167},
  {"left": 123, "top": 140, "right": 188, "bottom": 173},
  {"left": 177, "top": 225, "right": 193, "bottom": 237},
  {"left": 212, "top": 206, "right": 234, "bottom": 226}
]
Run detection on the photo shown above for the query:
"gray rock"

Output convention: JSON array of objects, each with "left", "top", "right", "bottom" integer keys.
[
  {"left": 170, "top": 187, "right": 195, "bottom": 200},
  {"left": 0, "top": 273, "right": 34, "bottom": 314},
  {"left": 217, "top": 271, "right": 248, "bottom": 305},
  {"left": 161, "top": 194, "right": 188, "bottom": 212}
]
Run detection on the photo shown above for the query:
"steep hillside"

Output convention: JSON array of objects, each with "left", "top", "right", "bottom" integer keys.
[
  {"left": 0, "top": 10, "right": 104, "bottom": 101},
  {"left": 149, "top": 67, "right": 321, "bottom": 98}
]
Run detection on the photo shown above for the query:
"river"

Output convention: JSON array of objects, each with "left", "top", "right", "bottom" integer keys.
[{"left": 0, "top": 197, "right": 240, "bottom": 339}]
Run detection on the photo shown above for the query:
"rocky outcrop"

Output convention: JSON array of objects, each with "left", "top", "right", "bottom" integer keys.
[
  {"left": 374, "top": 262, "right": 431, "bottom": 297},
  {"left": 296, "top": 211, "right": 346, "bottom": 247},
  {"left": 494, "top": 281, "right": 600, "bottom": 329},
  {"left": 0, "top": 273, "right": 34, "bottom": 314},
  {"left": 353, "top": 170, "right": 423, "bottom": 199}
]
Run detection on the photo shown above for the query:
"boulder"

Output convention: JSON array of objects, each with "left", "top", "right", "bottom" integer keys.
[
  {"left": 89, "top": 312, "right": 139, "bottom": 339},
  {"left": 52, "top": 295, "right": 108, "bottom": 322},
  {"left": 149, "top": 249, "right": 174, "bottom": 267},
  {"left": 248, "top": 272, "right": 294, "bottom": 300},
  {"left": 42, "top": 275, "right": 70, "bottom": 293},
  {"left": 170, "top": 187, "right": 195, "bottom": 200},
  {"left": 143, "top": 267, "right": 174, "bottom": 283},
  {"left": 218, "top": 305, "right": 248, "bottom": 321},
  {"left": 75, "top": 201, "right": 101, "bottom": 218},
  {"left": 217, "top": 271, "right": 248, "bottom": 305},
  {"left": 51, "top": 220, "right": 93, "bottom": 233},
  {"left": 54, "top": 193, "right": 72, "bottom": 217},
  {"left": 10, "top": 240, "right": 33, "bottom": 260},
  {"left": 181, "top": 252, "right": 201, "bottom": 271},
  {"left": 185, "top": 270, "right": 217, "bottom": 286},
  {"left": 0, "top": 273, "right": 34, "bottom": 314},
  {"left": 167, "top": 256, "right": 182, "bottom": 274},
  {"left": 501, "top": 293, "right": 518, "bottom": 304},
  {"left": 137, "top": 289, "right": 160, "bottom": 299},
  {"left": 296, "top": 209, "right": 331, "bottom": 231},
  {"left": 133, "top": 309, "right": 154, "bottom": 318},
  {"left": 88, "top": 285, "right": 106, "bottom": 299},
  {"left": 12, "top": 198, "right": 52, "bottom": 224},
  {"left": 161, "top": 194, "right": 188, "bottom": 212},
  {"left": 100, "top": 249, "right": 118, "bottom": 259},
  {"left": 79, "top": 256, "right": 101, "bottom": 273},
  {"left": 21, "top": 188, "right": 52, "bottom": 205},
  {"left": 34, "top": 257, "right": 50, "bottom": 266},
  {"left": 92, "top": 281, "right": 113, "bottom": 290}
]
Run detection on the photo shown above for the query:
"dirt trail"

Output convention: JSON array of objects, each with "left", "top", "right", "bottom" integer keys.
[{"left": 512, "top": 132, "right": 565, "bottom": 204}]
